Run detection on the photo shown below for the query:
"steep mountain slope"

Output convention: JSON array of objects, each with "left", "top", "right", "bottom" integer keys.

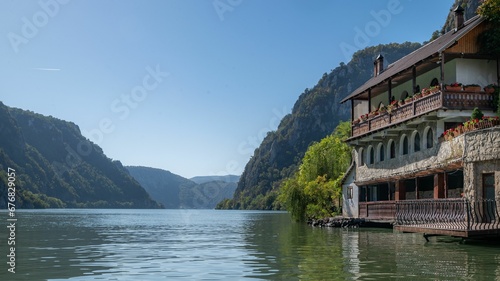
[
  {"left": 222, "top": 42, "right": 422, "bottom": 210},
  {"left": 127, "top": 166, "right": 237, "bottom": 209},
  {"left": 441, "top": 0, "right": 480, "bottom": 34},
  {"left": 0, "top": 102, "right": 162, "bottom": 209}
]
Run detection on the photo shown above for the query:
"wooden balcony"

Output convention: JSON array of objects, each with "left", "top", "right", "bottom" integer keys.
[
  {"left": 358, "top": 198, "right": 500, "bottom": 238},
  {"left": 395, "top": 198, "right": 500, "bottom": 238},
  {"left": 359, "top": 201, "right": 396, "bottom": 221},
  {"left": 351, "top": 90, "right": 496, "bottom": 139}
]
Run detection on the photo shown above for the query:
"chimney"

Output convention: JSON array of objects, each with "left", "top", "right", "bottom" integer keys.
[
  {"left": 454, "top": 4, "right": 465, "bottom": 31},
  {"left": 373, "top": 54, "right": 384, "bottom": 77}
]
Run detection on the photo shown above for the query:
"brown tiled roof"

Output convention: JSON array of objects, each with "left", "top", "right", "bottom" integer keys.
[{"left": 340, "top": 15, "right": 484, "bottom": 103}]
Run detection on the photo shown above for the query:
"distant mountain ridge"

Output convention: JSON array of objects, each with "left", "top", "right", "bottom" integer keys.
[
  {"left": 0, "top": 102, "right": 161, "bottom": 209},
  {"left": 190, "top": 175, "right": 239, "bottom": 184},
  {"left": 127, "top": 166, "right": 237, "bottom": 209}
]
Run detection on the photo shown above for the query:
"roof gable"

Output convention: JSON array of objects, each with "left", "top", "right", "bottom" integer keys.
[{"left": 341, "top": 15, "right": 484, "bottom": 103}]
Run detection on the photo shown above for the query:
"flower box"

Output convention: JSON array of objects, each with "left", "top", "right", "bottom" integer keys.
[
  {"left": 463, "top": 86, "right": 481, "bottom": 92},
  {"left": 445, "top": 85, "right": 462, "bottom": 91},
  {"left": 484, "top": 87, "right": 495, "bottom": 94}
]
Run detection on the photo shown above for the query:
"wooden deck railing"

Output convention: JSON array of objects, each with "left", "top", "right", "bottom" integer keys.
[
  {"left": 395, "top": 198, "right": 500, "bottom": 231},
  {"left": 359, "top": 201, "right": 396, "bottom": 221},
  {"left": 351, "top": 90, "right": 495, "bottom": 138}
]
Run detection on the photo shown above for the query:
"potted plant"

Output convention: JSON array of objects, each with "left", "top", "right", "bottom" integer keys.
[
  {"left": 387, "top": 100, "right": 398, "bottom": 114},
  {"left": 443, "top": 128, "right": 454, "bottom": 141},
  {"left": 404, "top": 96, "right": 413, "bottom": 103},
  {"left": 463, "top": 118, "right": 480, "bottom": 132},
  {"left": 398, "top": 99, "right": 405, "bottom": 106},
  {"left": 484, "top": 84, "right": 497, "bottom": 94},
  {"left": 445, "top": 82, "right": 462, "bottom": 91},
  {"left": 429, "top": 85, "right": 440, "bottom": 94},
  {"left": 463, "top": 84, "right": 481, "bottom": 92}
]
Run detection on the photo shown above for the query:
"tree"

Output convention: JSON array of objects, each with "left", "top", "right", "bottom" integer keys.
[
  {"left": 278, "top": 122, "right": 351, "bottom": 221},
  {"left": 477, "top": 0, "right": 500, "bottom": 55}
]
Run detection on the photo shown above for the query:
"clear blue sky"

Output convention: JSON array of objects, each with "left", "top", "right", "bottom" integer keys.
[{"left": 1, "top": 0, "right": 454, "bottom": 178}]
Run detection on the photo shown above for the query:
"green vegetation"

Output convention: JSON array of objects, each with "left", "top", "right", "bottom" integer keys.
[
  {"left": 477, "top": 0, "right": 500, "bottom": 55},
  {"left": 471, "top": 107, "right": 484, "bottom": 120},
  {"left": 0, "top": 102, "right": 162, "bottom": 209},
  {"left": 278, "top": 122, "right": 351, "bottom": 221},
  {"left": 217, "top": 42, "right": 422, "bottom": 211}
]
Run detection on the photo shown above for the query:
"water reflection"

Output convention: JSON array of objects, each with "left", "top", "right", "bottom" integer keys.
[
  {"left": 2, "top": 210, "right": 500, "bottom": 280},
  {"left": 242, "top": 213, "right": 500, "bottom": 280}
]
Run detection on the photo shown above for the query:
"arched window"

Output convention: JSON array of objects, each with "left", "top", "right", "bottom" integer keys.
[
  {"left": 426, "top": 128, "right": 434, "bottom": 148},
  {"left": 389, "top": 140, "right": 396, "bottom": 159},
  {"left": 378, "top": 144, "right": 385, "bottom": 162},
  {"left": 401, "top": 135, "right": 409, "bottom": 155},
  {"left": 368, "top": 146, "right": 374, "bottom": 164},
  {"left": 414, "top": 132, "right": 421, "bottom": 152},
  {"left": 430, "top": 78, "right": 439, "bottom": 87},
  {"left": 401, "top": 91, "right": 409, "bottom": 101},
  {"left": 359, "top": 147, "right": 364, "bottom": 166}
]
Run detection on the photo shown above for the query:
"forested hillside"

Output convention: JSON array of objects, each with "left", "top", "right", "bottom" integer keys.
[{"left": 0, "top": 102, "right": 162, "bottom": 209}]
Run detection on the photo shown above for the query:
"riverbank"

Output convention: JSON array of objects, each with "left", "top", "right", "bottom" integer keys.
[{"left": 308, "top": 216, "right": 393, "bottom": 228}]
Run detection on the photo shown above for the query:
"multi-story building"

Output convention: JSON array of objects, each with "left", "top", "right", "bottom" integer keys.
[{"left": 341, "top": 7, "right": 500, "bottom": 238}]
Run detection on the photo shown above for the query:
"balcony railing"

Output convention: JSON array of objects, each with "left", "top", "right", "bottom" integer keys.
[
  {"left": 395, "top": 198, "right": 500, "bottom": 232},
  {"left": 351, "top": 90, "right": 495, "bottom": 138},
  {"left": 359, "top": 201, "right": 396, "bottom": 221}
]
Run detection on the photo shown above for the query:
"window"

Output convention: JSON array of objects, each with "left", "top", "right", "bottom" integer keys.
[
  {"left": 414, "top": 132, "right": 421, "bottom": 152},
  {"left": 430, "top": 78, "right": 439, "bottom": 87},
  {"left": 368, "top": 146, "right": 374, "bottom": 164},
  {"left": 401, "top": 90, "right": 409, "bottom": 101},
  {"left": 483, "top": 173, "right": 496, "bottom": 221},
  {"left": 389, "top": 140, "right": 396, "bottom": 159},
  {"left": 347, "top": 186, "right": 353, "bottom": 199},
  {"left": 483, "top": 173, "right": 495, "bottom": 200},
  {"left": 402, "top": 135, "right": 409, "bottom": 155},
  {"left": 426, "top": 128, "right": 434, "bottom": 148},
  {"left": 359, "top": 148, "right": 364, "bottom": 166},
  {"left": 379, "top": 144, "right": 385, "bottom": 162}
]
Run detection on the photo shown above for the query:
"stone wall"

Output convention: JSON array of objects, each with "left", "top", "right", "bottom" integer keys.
[
  {"left": 353, "top": 124, "right": 500, "bottom": 199},
  {"left": 355, "top": 133, "right": 464, "bottom": 184},
  {"left": 462, "top": 127, "right": 500, "bottom": 200}
]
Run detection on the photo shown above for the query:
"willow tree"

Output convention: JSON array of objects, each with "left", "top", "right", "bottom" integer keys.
[{"left": 278, "top": 121, "right": 351, "bottom": 221}]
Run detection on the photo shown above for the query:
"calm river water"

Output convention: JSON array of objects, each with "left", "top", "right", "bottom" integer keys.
[{"left": 1, "top": 209, "right": 500, "bottom": 280}]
